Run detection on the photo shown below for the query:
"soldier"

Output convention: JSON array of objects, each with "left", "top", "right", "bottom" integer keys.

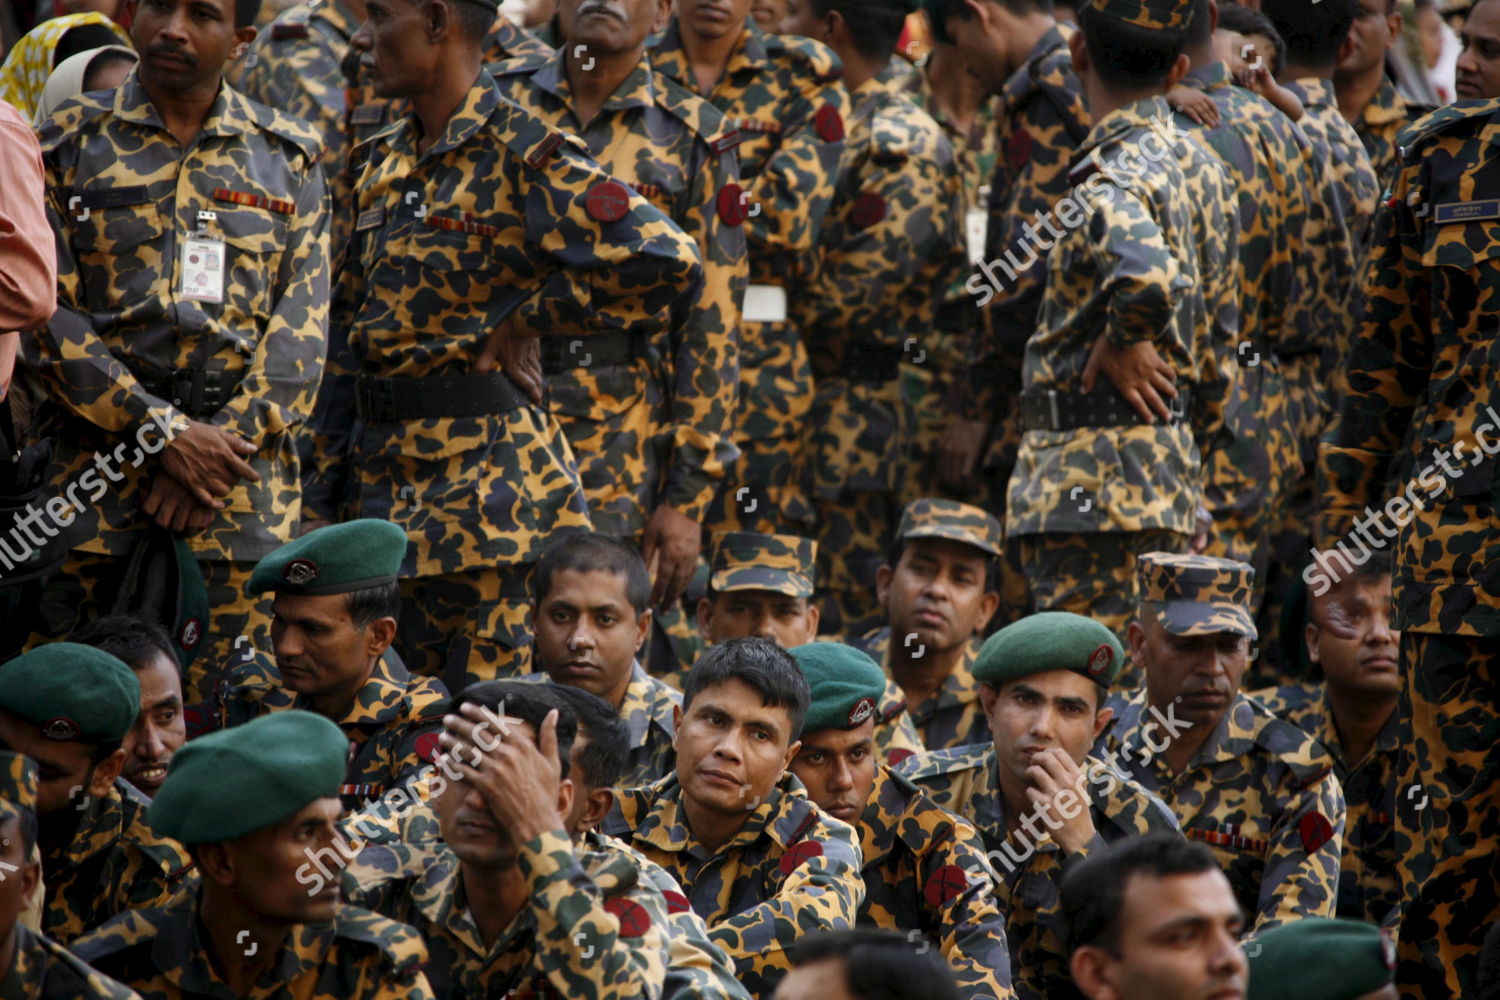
[
  {"left": 0, "top": 751, "right": 143, "bottom": 1000},
  {"left": 0, "top": 643, "right": 193, "bottom": 945},
  {"left": 1315, "top": 88, "right": 1500, "bottom": 999},
  {"left": 303, "top": 0, "right": 705, "bottom": 689},
  {"left": 779, "top": 0, "right": 967, "bottom": 639},
  {"left": 1334, "top": 0, "right": 1430, "bottom": 191},
  {"left": 1245, "top": 918, "right": 1398, "bottom": 1000},
  {"left": 897, "top": 613, "right": 1181, "bottom": 1000},
  {"left": 857, "top": 499, "right": 1001, "bottom": 753},
  {"left": 1060, "top": 834, "right": 1249, "bottom": 1000},
  {"left": 601, "top": 638, "right": 865, "bottom": 1000},
  {"left": 697, "top": 531, "right": 924, "bottom": 765},
  {"left": 1102, "top": 553, "right": 1347, "bottom": 934},
  {"left": 492, "top": 0, "right": 746, "bottom": 614},
  {"left": 25, "top": 0, "right": 329, "bottom": 684},
  {"left": 652, "top": 0, "right": 851, "bottom": 538},
  {"left": 67, "top": 616, "right": 188, "bottom": 799},
  {"left": 527, "top": 532, "right": 681, "bottom": 787},
  {"left": 784, "top": 642, "right": 1015, "bottom": 1000},
  {"left": 73, "top": 712, "right": 434, "bottom": 997},
  {"left": 1250, "top": 551, "right": 1399, "bottom": 927},
  {"left": 209, "top": 520, "right": 448, "bottom": 809}
]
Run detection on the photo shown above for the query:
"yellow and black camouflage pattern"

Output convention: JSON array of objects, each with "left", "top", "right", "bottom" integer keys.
[
  {"left": 6, "top": 924, "right": 143, "bottom": 1000},
  {"left": 1351, "top": 76, "right": 1425, "bottom": 196},
  {"left": 0, "top": 749, "right": 38, "bottom": 820},
  {"left": 708, "top": 530, "right": 816, "bottom": 597},
  {"left": 1137, "top": 551, "right": 1257, "bottom": 638},
  {"left": 870, "top": 676, "right": 927, "bottom": 766},
  {"left": 1078, "top": 0, "right": 1192, "bottom": 29},
  {"left": 853, "top": 627, "right": 990, "bottom": 752},
  {"left": 524, "top": 663, "right": 681, "bottom": 787},
  {"left": 896, "top": 497, "right": 1002, "bottom": 556},
  {"left": 1285, "top": 78, "right": 1380, "bottom": 260}
]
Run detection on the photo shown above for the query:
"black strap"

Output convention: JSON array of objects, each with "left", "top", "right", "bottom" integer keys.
[
  {"left": 539, "top": 331, "right": 645, "bottom": 375},
  {"left": 126, "top": 362, "right": 241, "bottom": 419},
  {"left": 1019, "top": 387, "right": 1192, "bottom": 432},
  {"left": 353, "top": 372, "right": 531, "bottom": 422}
]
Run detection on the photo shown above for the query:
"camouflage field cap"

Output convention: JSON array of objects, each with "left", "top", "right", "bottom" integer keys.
[
  {"left": 1079, "top": 0, "right": 1192, "bottom": 30},
  {"left": 249, "top": 518, "right": 407, "bottom": 596},
  {"left": 1138, "top": 553, "right": 1257, "bottom": 639},
  {"left": 0, "top": 751, "right": 38, "bottom": 824},
  {"left": 709, "top": 531, "right": 817, "bottom": 597},
  {"left": 896, "top": 498, "right": 1002, "bottom": 557}
]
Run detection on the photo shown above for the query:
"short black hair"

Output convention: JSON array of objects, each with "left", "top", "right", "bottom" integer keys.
[
  {"left": 82, "top": 49, "right": 138, "bottom": 92},
  {"left": 924, "top": 0, "right": 1053, "bottom": 44},
  {"left": 791, "top": 929, "right": 960, "bottom": 1000},
  {"left": 1260, "top": 0, "right": 1356, "bottom": 68},
  {"left": 236, "top": 0, "right": 263, "bottom": 27},
  {"left": 885, "top": 537, "right": 1001, "bottom": 594},
  {"left": 347, "top": 581, "right": 402, "bottom": 630},
  {"left": 1077, "top": 4, "right": 1189, "bottom": 87},
  {"left": 809, "top": 0, "right": 907, "bottom": 61},
  {"left": 68, "top": 615, "right": 180, "bottom": 673},
  {"left": 1060, "top": 833, "right": 1224, "bottom": 958},
  {"left": 449, "top": 0, "right": 497, "bottom": 42},
  {"left": 549, "top": 685, "right": 629, "bottom": 790},
  {"left": 682, "top": 637, "right": 810, "bottom": 741},
  {"left": 1216, "top": 3, "right": 1286, "bottom": 75},
  {"left": 54, "top": 23, "right": 128, "bottom": 66},
  {"left": 534, "top": 532, "right": 651, "bottom": 618},
  {"left": 449, "top": 681, "right": 578, "bottom": 778},
  {"left": 1185, "top": 0, "right": 1212, "bottom": 46}
]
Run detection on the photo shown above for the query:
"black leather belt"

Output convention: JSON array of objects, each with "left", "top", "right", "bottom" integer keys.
[
  {"left": 540, "top": 331, "right": 645, "bottom": 375},
  {"left": 1020, "top": 387, "right": 1192, "bottom": 432},
  {"left": 353, "top": 372, "right": 530, "bottom": 422},
  {"left": 129, "top": 364, "right": 241, "bottom": 419}
]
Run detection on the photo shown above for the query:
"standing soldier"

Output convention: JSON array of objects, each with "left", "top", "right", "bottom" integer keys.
[
  {"left": 652, "top": 0, "right": 851, "bottom": 538},
  {"left": 1334, "top": 0, "right": 1431, "bottom": 191},
  {"left": 304, "top": 0, "right": 704, "bottom": 689},
  {"left": 26, "top": 0, "right": 330, "bottom": 684},
  {"left": 492, "top": 0, "right": 747, "bottom": 612}
]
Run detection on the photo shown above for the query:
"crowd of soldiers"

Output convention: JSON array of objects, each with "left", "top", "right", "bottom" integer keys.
[{"left": 0, "top": 0, "right": 1498, "bottom": 996}]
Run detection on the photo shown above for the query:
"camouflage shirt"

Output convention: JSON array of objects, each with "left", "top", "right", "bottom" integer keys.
[
  {"left": 1285, "top": 77, "right": 1379, "bottom": 259},
  {"left": 307, "top": 68, "right": 704, "bottom": 576},
  {"left": 27, "top": 70, "right": 328, "bottom": 563},
  {"left": 72, "top": 894, "right": 433, "bottom": 1000},
  {"left": 855, "top": 627, "right": 990, "bottom": 752},
  {"left": 43, "top": 779, "right": 196, "bottom": 946},
  {"left": 1101, "top": 692, "right": 1346, "bottom": 934},
  {"left": 2, "top": 924, "right": 142, "bottom": 1000},
  {"left": 1250, "top": 683, "right": 1399, "bottom": 925},
  {"left": 1351, "top": 76, "right": 1424, "bottom": 194},
  {"left": 897, "top": 743, "right": 1179, "bottom": 1000},
  {"left": 344, "top": 830, "right": 672, "bottom": 999},
  {"left": 603, "top": 773, "right": 865, "bottom": 999},
  {"left": 856, "top": 766, "right": 1015, "bottom": 1000},
  {"left": 521, "top": 662, "right": 681, "bottom": 787},
  {"left": 493, "top": 48, "right": 746, "bottom": 532}
]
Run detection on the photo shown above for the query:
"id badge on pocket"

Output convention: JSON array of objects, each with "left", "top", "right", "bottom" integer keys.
[
  {"left": 965, "top": 207, "right": 988, "bottom": 266},
  {"left": 180, "top": 236, "right": 226, "bottom": 304}
]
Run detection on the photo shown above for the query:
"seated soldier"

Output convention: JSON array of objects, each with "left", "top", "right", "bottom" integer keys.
[
  {"left": 898, "top": 613, "right": 1180, "bottom": 1000},
  {"left": 1101, "top": 553, "right": 1347, "bottom": 935},
  {"left": 0, "top": 643, "right": 193, "bottom": 945},
  {"left": 858, "top": 499, "right": 1003, "bottom": 752},
  {"left": 527, "top": 532, "right": 681, "bottom": 786},
  {"left": 68, "top": 616, "right": 187, "bottom": 799},
  {"left": 698, "top": 531, "right": 923, "bottom": 764},
  {"left": 1245, "top": 917, "right": 1398, "bottom": 1000},
  {"left": 72, "top": 713, "right": 433, "bottom": 997},
  {"left": 602, "top": 638, "right": 866, "bottom": 1000},
  {"left": 774, "top": 928, "right": 961, "bottom": 1000},
  {"left": 0, "top": 751, "right": 141, "bottom": 999},
  {"left": 212, "top": 520, "right": 448, "bottom": 808},
  {"left": 784, "top": 642, "right": 1014, "bottom": 1000},
  {"left": 342, "top": 681, "right": 673, "bottom": 999},
  {"left": 1251, "top": 552, "right": 1399, "bottom": 926}
]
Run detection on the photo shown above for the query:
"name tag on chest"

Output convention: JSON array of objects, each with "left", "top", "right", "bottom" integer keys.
[{"left": 1435, "top": 199, "right": 1500, "bottom": 224}]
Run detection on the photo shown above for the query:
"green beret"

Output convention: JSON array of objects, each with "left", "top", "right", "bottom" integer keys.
[
  {"left": 789, "top": 643, "right": 887, "bottom": 734},
  {"left": 972, "top": 612, "right": 1123, "bottom": 689},
  {"left": 149, "top": 711, "right": 347, "bottom": 843},
  {"left": 0, "top": 751, "right": 38, "bottom": 824},
  {"left": 0, "top": 643, "right": 140, "bottom": 743},
  {"left": 1247, "top": 918, "right": 1395, "bottom": 1000},
  {"left": 249, "top": 519, "right": 407, "bottom": 596}
]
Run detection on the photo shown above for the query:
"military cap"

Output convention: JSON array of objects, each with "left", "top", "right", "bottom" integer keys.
[
  {"left": 971, "top": 612, "right": 1124, "bottom": 689},
  {"left": 0, "top": 643, "right": 140, "bottom": 743},
  {"left": 789, "top": 643, "right": 887, "bottom": 734},
  {"left": 1138, "top": 552, "right": 1257, "bottom": 640},
  {"left": 709, "top": 531, "right": 817, "bottom": 597},
  {"left": 249, "top": 518, "right": 408, "bottom": 596},
  {"left": 0, "top": 751, "right": 39, "bottom": 824},
  {"left": 1078, "top": 0, "right": 1192, "bottom": 30},
  {"left": 117, "top": 528, "right": 210, "bottom": 668},
  {"left": 896, "top": 498, "right": 1003, "bottom": 557},
  {"left": 149, "top": 711, "right": 347, "bottom": 843},
  {"left": 1246, "top": 918, "right": 1395, "bottom": 1000}
]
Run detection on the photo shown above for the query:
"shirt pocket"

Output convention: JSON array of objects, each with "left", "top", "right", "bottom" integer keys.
[
  {"left": 70, "top": 202, "right": 169, "bottom": 315},
  {"left": 216, "top": 206, "right": 288, "bottom": 326}
]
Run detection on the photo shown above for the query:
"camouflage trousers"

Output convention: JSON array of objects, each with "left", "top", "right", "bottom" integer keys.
[
  {"left": 396, "top": 564, "right": 533, "bottom": 691},
  {"left": 29, "top": 549, "right": 267, "bottom": 700},
  {"left": 1393, "top": 632, "right": 1500, "bottom": 1000},
  {"left": 1016, "top": 528, "right": 1189, "bottom": 689}
]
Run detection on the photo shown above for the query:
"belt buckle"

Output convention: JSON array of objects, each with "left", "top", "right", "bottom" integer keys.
[
  {"left": 1167, "top": 390, "right": 1186, "bottom": 423},
  {"left": 1047, "top": 390, "right": 1060, "bottom": 431}
]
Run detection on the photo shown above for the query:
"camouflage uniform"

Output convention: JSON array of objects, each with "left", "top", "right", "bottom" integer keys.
[
  {"left": 856, "top": 765, "right": 1015, "bottom": 1000},
  {"left": 1006, "top": 97, "right": 1236, "bottom": 676},
  {"left": 603, "top": 773, "right": 865, "bottom": 999},
  {"left": 898, "top": 743, "right": 1180, "bottom": 1000},
  {"left": 1250, "top": 682, "right": 1399, "bottom": 926},
  {"left": 1285, "top": 78, "right": 1380, "bottom": 257},
  {"left": 44, "top": 779, "right": 196, "bottom": 946},
  {"left": 1350, "top": 76, "right": 1427, "bottom": 194},
  {"left": 525, "top": 663, "right": 681, "bottom": 787},
  {"left": 344, "top": 830, "right": 672, "bottom": 999},
  {"left": 854, "top": 627, "right": 988, "bottom": 752},
  {"left": 1316, "top": 98, "right": 1500, "bottom": 999},
  {"left": 653, "top": 19, "right": 850, "bottom": 535},
  {"left": 25, "top": 69, "right": 329, "bottom": 688},
  {"left": 5, "top": 923, "right": 143, "bottom": 1000},
  {"left": 306, "top": 68, "right": 703, "bottom": 689},
  {"left": 495, "top": 49, "right": 744, "bottom": 542},
  {"left": 796, "top": 73, "right": 966, "bottom": 638},
  {"left": 72, "top": 895, "right": 434, "bottom": 1000}
]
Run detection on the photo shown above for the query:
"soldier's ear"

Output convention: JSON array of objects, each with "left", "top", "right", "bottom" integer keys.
[
  {"left": 580, "top": 787, "right": 615, "bottom": 832},
  {"left": 974, "top": 590, "right": 1000, "bottom": 635},
  {"left": 635, "top": 606, "right": 654, "bottom": 655},
  {"left": 1067, "top": 26, "right": 1089, "bottom": 74},
  {"left": 650, "top": 0, "right": 671, "bottom": 34},
  {"left": 780, "top": 738, "right": 801, "bottom": 774},
  {"left": 87, "top": 748, "right": 127, "bottom": 801},
  {"left": 1162, "top": 52, "right": 1190, "bottom": 91},
  {"left": 196, "top": 841, "right": 237, "bottom": 886},
  {"left": 1125, "top": 619, "right": 1146, "bottom": 663},
  {"left": 366, "top": 617, "right": 398, "bottom": 658},
  {"left": 555, "top": 776, "right": 576, "bottom": 820},
  {"left": 232, "top": 24, "right": 257, "bottom": 57},
  {"left": 1303, "top": 621, "right": 1321, "bottom": 667},
  {"left": 695, "top": 597, "right": 715, "bottom": 638},
  {"left": 1069, "top": 945, "right": 1120, "bottom": 1000},
  {"left": 874, "top": 565, "right": 892, "bottom": 607}
]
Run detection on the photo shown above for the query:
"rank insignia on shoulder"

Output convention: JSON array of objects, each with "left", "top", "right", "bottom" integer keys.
[
  {"left": 350, "top": 103, "right": 387, "bottom": 126},
  {"left": 712, "top": 131, "right": 741, "bottom": 155},
  {"left": 525, "top": 132, "right": 565, "bottom": 169}
]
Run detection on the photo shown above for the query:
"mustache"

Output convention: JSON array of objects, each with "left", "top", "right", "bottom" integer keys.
[{"left": 146, "top": 43, "right": 198, "bottom": 65}]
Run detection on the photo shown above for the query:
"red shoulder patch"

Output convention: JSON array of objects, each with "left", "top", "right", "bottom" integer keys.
[
  {"left": 717, "top": 183, "right": 748, "bottom": 226},
  {"left": 778, "top": 840, "right": 824, "bottom": 875},
  {"left": 663, "top": 890, "right": 692, "bottom": 914},
  {"left": 1008, "top": 128, "right": 1033, "bottom": 169},
  {"left": 814, "top": 104, "right": 844, "bottom": 143},
  {"left": 414, "top": 731, "right": 443, "bottom": 764},
  {"left": 887, "top": 747, "right": 915, "bottom": 767},
  {"left": 849, "top": 192, "right": 886, "bottom": 230},
  {"left": 585, "top": 181, "right": 632, "bottom": 223},
  {"left": 271, "top": 22, "right": 307, "bottom": 39},
  {"left": 1298, "top": 811, "right": 1334, "bottom": 853},
  {"left": 604, "top": 897, "right": 652, "bottom": 937},
  {"left": 923, "top": 864, "right": 970, "bottom": 908}
]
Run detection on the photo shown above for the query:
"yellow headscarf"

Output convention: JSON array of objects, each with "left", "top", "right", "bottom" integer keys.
[{"left": 0, "top": 13, "right": 131, "bottom": 119}]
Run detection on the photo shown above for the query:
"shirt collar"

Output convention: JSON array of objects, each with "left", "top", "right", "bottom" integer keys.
[
  {"left": 113, "top": 69, "right": 253, "bottom": 140},
  {"left": 635, "top": 773, "right": 793, "bottom": 858},
  {"left": 314, "top": 650, "right": 411, "bottom": 727},
  {"left": 389, "top": 69, "right": 503, "bottom": 161},
  {"left": 313, "top": 0, "right": 361, "bottom": 39},
  {"left": 1287, "top": 76, "right": 1334, "bottom": 110},
  {"left": 154, "top": 891, "right": 341, "bottom": 993},
  {"left": 618, "top": 661, "right": 674, "bottom": 743},
  {"left": 1185, "top": 59, "right": 1233, "bottom": 92},
  {"left": 1002, "top": 23, "right": 1071, "bottom": 109},
  {"left": 531, "top": 48, "right": 658, "bottom": 117},
  {"left": 1360, "top": 76, "right": 1408, "bottom": 128}
]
